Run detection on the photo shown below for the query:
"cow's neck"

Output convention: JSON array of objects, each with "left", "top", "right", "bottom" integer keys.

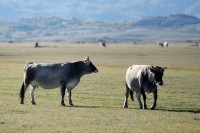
[{"left": 73, "top": 61, "right": 86, "bottom": 77}]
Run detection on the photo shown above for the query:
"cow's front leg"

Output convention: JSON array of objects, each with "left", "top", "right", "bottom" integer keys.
[
  {"left": 150, "top": 88, "right": 157, "bottom": 110},
  {"left": 136, "top": 93, "right": 143, "bottom": 109},
  {"left": 60, "top": 84, "right": 66, "bottom": 106},
  {"left": 67, "top": 90, "right": 73, "bottom": 106},
  {"left": 123, "top": 83, "right": 130, "bottom": 108}
]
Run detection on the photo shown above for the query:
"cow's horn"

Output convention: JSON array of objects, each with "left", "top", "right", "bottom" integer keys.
[{"left": 85, "top": 56, "right": 89, "bottom": 61}]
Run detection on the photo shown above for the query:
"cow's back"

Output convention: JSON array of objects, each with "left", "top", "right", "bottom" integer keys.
[
  {"left": 126, "top": 65, "right": 152, "bottom": 92},
  {"left": 35, "top": 63, "right": 67, "bottom": 81}
]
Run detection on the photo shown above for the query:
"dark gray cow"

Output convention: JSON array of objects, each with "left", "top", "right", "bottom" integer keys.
[
  {"left": 101, "top": 42, "right": 106, "bottom": 47},
  {"left": 157, "top": 42, "right": 164, "bottom": 48},
  {"left": 19, "top": 56, "right": 98, "bottom": 106},
  {"left": 123, "top": 65, "right": 167, "bottom": 110}
]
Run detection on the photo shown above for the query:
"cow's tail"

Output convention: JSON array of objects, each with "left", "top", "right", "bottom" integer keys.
[
  {"left": 24, "top": 62, "right": 34, "bottom": 72},
  {"left": 19, "top": 82, "right": 25, "bottom": 104},
  {"left": 20, "top": 62, "right": 33, "bottom": 104},
  {"left": 130, "top": 89, "right": 134, "bottom": 102}
]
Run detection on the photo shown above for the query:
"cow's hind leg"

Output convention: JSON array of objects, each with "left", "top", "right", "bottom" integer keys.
[
  {"left": 136, "top": 92, "right": 143, "bottom": 109},
  {"left": 67, "top": 90, "right": 73, "bottom": 106},
  {"left": 19, "top": 82, "right": 29, "bottom": 104},
  {"left": 141, "top": 89, "right": 147, "bottom": 109},
  {"left": 30, "top": 86, "right": 36, "bottom": 105},
  {"left": 150, "top": 88, "right": 157, "bottom": 110},
  {"left": 130, "top": 89, "right": 134, "bottom": 102},
  {"left": 123, "top": 83, "right": 130, "bottom": 108},
  {"left": 60, "top": 84, "right": 66, "bottom": 106}
]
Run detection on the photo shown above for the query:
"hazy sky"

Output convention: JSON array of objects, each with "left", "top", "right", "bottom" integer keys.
[{"left": 0, "top": 0, "right": 199, "bottom": 21}]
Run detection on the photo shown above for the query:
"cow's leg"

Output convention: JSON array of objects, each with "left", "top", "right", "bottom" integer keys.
[
  {"left": 30, "top": 86, "right": 36, "bottom": 105},
  {"left": 67, "top": 90, "right": 73, "bottom": 106},
  {"left": 141, "top": 88, "right": 147, "bottom": 109},
  {"left": 123, "top": 83, "right": 130, "bottom": 108},
  {"left": 136, "top": 92, "right": 143, "bottom": 109},
  {"left": 130, "top": 89, "right": 134, "bottom": 102},
  {"left": 150, "top": 88, "right": 157, "bottom": 110},
  {"left": 60, "top": 84, "right": 66, "bottom": 106},
  {"left": 19, "top": 82, "right": 29, "bottom": 104}
]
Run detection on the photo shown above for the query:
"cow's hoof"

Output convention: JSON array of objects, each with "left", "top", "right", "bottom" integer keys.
[
  {"left": 69, "top": 103, "right": 74, "bottom": 107},
  {"left": 31, "top": 102, "right": 36, "bottom": 105},
  {"left": 123, "top": 105, "right": 128, "bottom": 108},
  {"left": 150, "top": 105, "right": 156, "bottom": 110},
  {"left": 143, "top": 107, "right": 147, "bottom": 109},
  {"left": 143, "top": 104, "right": 147, "bottom": 109},
  {"left": 139, "top": 105, "right": 143, "bottom": 109},
  {"left": 20, "top": 101, "right": 24, "bottom": 104},
  {"left": 61, "top": 103, "right": 66, "bottom": 106}
]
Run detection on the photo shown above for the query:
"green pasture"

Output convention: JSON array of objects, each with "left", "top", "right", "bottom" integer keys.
[{"left": 0, "top": 42, "right": 199, "bottom": 133}]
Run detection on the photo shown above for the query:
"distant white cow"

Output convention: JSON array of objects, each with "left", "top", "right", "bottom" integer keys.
[
  {"left": 163, "top": 42, "right": 168, "bottom": 47},
  {"left": 157, "top": 41, "right": 168, "bottom": 48}
]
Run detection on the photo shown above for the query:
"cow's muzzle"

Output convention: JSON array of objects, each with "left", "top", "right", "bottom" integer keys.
[
  {"left": 94, "top": 69, "right": 98, "bottom": 73},
  {"left": 158, "top": 82, "right": 163, "bottom": 85},
  {"left": 155, "top": 81, "right": 163, "bottom": 86}
]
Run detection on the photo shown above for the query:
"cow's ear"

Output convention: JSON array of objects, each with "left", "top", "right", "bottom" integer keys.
[
  {"left": 150, "top": 66, "right": 155, "bottom": 73},
  {"left": 161, "top": 67, "right": 167, "bottom": 71}
]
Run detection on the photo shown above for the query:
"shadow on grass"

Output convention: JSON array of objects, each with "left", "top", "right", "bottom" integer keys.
[
  {"left": 62, "top": 105, "right": 200, "bottom": 114},
  {"left": 112, "top": 106, "right": 200, "bottom": 114},
  {"left": 63, "top": 105, "right": 99, "bottom": 108},
  {"left": 34, "top": 46, "right": 57, "bottom": 48},
  {"left": 72, "top": 105, "right": 98, "bottom": 108},
  {"left": 156, "top": 108, "right": 200, "bottom": 114}
]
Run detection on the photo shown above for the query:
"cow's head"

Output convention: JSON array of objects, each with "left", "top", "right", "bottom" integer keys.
[
  {"left": 84, "top": 56, "right": 98, "bottom": 74},
  {"left": 151, "top": 66, "right": 167, "bottom": 85}
]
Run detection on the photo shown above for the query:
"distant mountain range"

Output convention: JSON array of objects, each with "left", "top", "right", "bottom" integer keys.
[
  {"left": 0, "top": 14, "right": 199, "bottom": 42},
  {"left": 134, "top": 14, "right": 200, "bottom": 28}
]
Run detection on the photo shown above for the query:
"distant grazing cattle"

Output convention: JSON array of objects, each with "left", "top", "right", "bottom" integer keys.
[
  {"left": 163, "top": 42, "right": 168, "bottom": 47},
  {"left": 101, "top": 42, "right": 106, "bottom": 47},
  {"left": 19, "top": 56, "right": 98, "bottom": 106},
  {"left": 157, "top": 42, "right": 164, "bottom": 48},
  {"left": 123, "top": 65, "right": 167, "bottom": 110},
  {"left": 157, "top": 42, "right": 168, "bottom": 48},
  {"left": 193, "top": 42, "right": 199, "bottom": 46},
  {"left": 98, "top": 39, "right": 107, "bottom": 47},
  {"left": 191, "top": 44, "right": 199, "bottom": 47},
  {"left": 34, "top": 42, "right": 39, "bottom": 48},
  {"left": 9, "top": 41, "right": 13, "bottom": 43},
  {"left": 133, "top": 42, "right": 137, "bottom": 45}
]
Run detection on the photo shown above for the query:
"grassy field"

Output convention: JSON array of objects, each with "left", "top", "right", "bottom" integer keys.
[{"left": 0, "top": 42, "right": 199, "bottom": 133}]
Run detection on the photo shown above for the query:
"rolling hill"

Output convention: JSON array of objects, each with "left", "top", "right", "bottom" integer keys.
[{"left": 0, "top": 14, "right": 199, "bottom": 42}]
